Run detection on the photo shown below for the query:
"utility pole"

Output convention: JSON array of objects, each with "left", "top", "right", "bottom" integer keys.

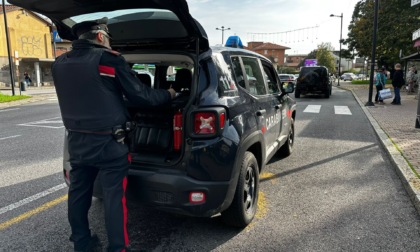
[
  {"left": 2, "top": 0, "right": 16, "bottom": 95},
  {"left": 366, "top": 0, "right": 379, "bottom": 106}
]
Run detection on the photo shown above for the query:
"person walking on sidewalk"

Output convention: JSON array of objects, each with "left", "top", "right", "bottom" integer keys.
[
  {"left": 375, "top": 68, "right": 387, "bottom": 104},
  {"left": 391, "top": 63, "right": 404, "bottom": 105}
]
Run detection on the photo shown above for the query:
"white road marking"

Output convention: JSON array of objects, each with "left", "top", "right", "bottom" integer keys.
[
  {"left": 18, "top": 117, "right": 64, "bottom": 129},
  {"left": 334, "top": 106, "right": 352, "bottom": 115},
  {"left": 303, "top": 105, "right": 321, "bottom": 113},
  {"left": 0, "top": 108, "right": 20, "bottom": 112},
  {"left": 0, "top": 135, "right": 21, "bottom": 141},
  {"left": 0, "top": 183, "right": 67, "bottom": 215}
]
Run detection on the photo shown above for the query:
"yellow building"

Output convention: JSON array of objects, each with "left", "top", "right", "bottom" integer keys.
[{"left": 0, "top": 5, "right": 54, "bottom": 87}]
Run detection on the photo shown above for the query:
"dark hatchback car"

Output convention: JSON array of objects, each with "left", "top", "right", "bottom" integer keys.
[
  {"left": 295, "top": 66, "right": 332, "bottom": 98},
  {"left": 12, "top": 0, "right": 296, "bottom": 227}
]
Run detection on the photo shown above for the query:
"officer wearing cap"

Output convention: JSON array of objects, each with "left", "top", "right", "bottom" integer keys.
[{"left": 52, "top": 17, "right": 176, "bottom": 252}]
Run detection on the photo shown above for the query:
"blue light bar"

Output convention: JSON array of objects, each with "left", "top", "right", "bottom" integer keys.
[{"left": 225, "top": 36, "right": 243, "bottom": 48}]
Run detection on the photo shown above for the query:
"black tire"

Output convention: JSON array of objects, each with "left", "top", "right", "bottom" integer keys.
[
  {"left": 221, "top": 152, "right": 259, "bottom": 228},
  {"left": 325, "top": 89, "right": 330, "bottom": 98},
  {"left": 277, "top": 118, "right": 294, "bottom": 157},
  {"left": 295, "top": 88, "right": 300, "bottom": 98}
]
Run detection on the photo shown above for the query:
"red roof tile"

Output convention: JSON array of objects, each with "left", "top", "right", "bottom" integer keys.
[{"left": 252, "top": 42, "right": 290, "bottom": 50}]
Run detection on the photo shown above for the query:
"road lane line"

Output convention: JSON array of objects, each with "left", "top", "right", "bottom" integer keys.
[
  {"left": 0, "top": 108, "right": 20, "bottom": 112},
  {"left": 0, "top": 135, "right": 21, "bottom": 141},
  {"left": 0, "top": 194, "right": 68, "bottom": 231},
  {"left": 0, "top": 183, "right": 67, "bottom": 215}
]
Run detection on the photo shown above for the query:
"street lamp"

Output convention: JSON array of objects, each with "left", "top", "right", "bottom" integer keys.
[
  {"left": 330, "top": 13, "right": 343, "bottom": 87},
  {"left": 216, "top": 26, "right": 230, "bottom": 45}
]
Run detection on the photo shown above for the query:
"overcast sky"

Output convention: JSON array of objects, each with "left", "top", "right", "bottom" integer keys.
[{"left": 187, "top": 0, "right": 360, "bottom": 55}]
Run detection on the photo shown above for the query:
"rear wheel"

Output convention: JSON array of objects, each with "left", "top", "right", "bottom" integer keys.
[
  {"left": 325, "top": 88, "right": 330, "bottom": 98},
  {"left": 295, "top": 88, "right": 300, "bottom": 98},
  {"left": 221, "top": 152, "right": 259, "bottom": 228},
  {"left": 277, "top": 118, "right": 294, "bottom": 157}
]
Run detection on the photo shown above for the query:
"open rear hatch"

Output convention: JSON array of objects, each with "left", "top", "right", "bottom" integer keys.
[{"left": 8, "top": 0, "right": 209, "bottom": 52}]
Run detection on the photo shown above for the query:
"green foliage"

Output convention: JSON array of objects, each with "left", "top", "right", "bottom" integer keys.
[
  {"left": 0, "top": 93, "right": 31, "bottom": 103},
  {"left": 278, "top": 66, "right": 297, "bottom": 74},
  {"left": 351, "top": 79, "right": 391, "bottom": 84},
  {"left": 316, "top": 42, "right": 336, "bottom": 73},
  {"left": 345, "top": 0, "right": 420, "bottom": 66}
]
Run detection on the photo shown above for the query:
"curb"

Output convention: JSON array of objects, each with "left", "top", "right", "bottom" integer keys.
[{"left": 346, "top": 87, "right": 420, "bottom": 216}]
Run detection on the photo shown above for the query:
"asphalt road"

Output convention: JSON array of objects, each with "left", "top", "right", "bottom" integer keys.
[{"left": 1, "top": 88, "right": 420, "bottom": 251}]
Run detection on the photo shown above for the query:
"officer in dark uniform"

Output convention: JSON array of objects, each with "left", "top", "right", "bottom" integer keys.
[{"left": 52, "top": 17, "right": 176, "bottom": 252}]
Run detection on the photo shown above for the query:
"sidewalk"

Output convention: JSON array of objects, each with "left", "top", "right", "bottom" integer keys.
[
  {"left": 0, "top": 86, "right": 57, "bottom": 109},
  {"left": 339, "top": 81, "right": 420, "bottom": 214}
]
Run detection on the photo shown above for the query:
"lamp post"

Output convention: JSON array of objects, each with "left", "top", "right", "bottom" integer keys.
[
  {"left": 365, "top": 0, "right": 379, "bottom": 107},
  {"left": 216, "top": 26, "right": 230, "bottom": 45},
  {"left": 2, "top": 0, "right": 16, "bottom": 95},
  {"left": 330, "top": 13, "right": 343, "bottom": 87}
]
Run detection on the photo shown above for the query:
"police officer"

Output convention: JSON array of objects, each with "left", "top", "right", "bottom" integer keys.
[{"left": 52, "top": 17, "right": 176, "bottom": 252}]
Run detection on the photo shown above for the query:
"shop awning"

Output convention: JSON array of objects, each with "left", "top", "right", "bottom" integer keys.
[
  {"left": 414, "top": 39, "right": 420, "bottom": 48},
  {"left": 401, "top": 51, "right": 420, "bottom": 61}
]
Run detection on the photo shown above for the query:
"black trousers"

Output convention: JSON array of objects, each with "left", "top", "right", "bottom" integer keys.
[
  {"left": 68, "top": 145, "right": 130, "bottom": 251},
  {"left": 375, "top": 84, "right": 383, "bottom": 102}
]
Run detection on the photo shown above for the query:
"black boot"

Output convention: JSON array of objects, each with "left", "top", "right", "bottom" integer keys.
[{"left": 75, "top": 234, "right": 101, "bottom": 252}]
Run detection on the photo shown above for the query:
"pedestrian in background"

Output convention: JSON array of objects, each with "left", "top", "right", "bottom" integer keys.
[
  {"left": 391, "top": 63, "right": 404, "bottom": 105},
  {"left": 24, "top": 72, "right": 32, "bottom": 86},
  {"left": 52, "top": 17, "right": 176, "bottom": 252},
  {"left": 407, "top": 66, "right": 416, "bottom": 94},
  {"left": 375, "top": 67, "right": 387, "bottom": 105}
]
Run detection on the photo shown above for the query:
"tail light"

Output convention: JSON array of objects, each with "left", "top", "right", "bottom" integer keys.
[
  {"left": 192, "top": 108, "right": 226, "bottom": 138},
  {"left": 173, "top": 110, "right": 183, "bottom": 151}
]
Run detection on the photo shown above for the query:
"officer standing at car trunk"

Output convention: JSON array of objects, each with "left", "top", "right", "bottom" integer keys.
[{"left": 52, "top": 18, "right": 176, "bottom": 252}]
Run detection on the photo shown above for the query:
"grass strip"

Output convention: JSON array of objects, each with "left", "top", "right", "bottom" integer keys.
[{"left": 0, "top": 93, "right": 31, "bottom": 103}]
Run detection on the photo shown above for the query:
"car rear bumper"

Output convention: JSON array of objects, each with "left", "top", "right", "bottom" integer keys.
[{"left": 126, "top": 169, "right": 233, "bottom": 217}]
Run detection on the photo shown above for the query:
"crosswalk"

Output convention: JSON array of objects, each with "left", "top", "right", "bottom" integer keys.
[{"left": 303, "top": 105, "right": 352, "bottom": 115}]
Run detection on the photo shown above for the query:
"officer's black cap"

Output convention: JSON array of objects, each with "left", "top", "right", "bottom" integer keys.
[{"left": 72, "top": 17, "right": 112, "bottom": 38}]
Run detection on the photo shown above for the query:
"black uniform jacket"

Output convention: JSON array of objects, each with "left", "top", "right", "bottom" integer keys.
[{"left": 52, "top": 40, "right": 171, "bottom": 164}]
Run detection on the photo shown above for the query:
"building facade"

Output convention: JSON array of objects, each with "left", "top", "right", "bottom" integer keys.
[
  {"left": 246, "top": 42, "right": 290, "bottom": 70},
  {"left": 0, "top": 5, "right": 54, "bottom": 87}
]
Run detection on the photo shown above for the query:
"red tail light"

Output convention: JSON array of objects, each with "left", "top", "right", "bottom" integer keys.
[{"left": 193, "top": 112, "right": 226, "bottom": 135}]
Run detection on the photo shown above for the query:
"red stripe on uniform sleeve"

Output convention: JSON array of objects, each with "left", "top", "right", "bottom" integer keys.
[{"left": 98, "top": 65, "right": 115, "bottom": 76}]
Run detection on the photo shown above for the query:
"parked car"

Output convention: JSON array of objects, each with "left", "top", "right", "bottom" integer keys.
[
  {"left": 295, "top": 66, "right": 332, "bottom": 98},
  {"left": 13, "top": 0, "right": 297, "bottom": 228},
  {"left": 278, "top": 74, "right": 296, "bottom": 84},
  {"left": 340, "top": 73, "right": 357, "bottom": 81}
]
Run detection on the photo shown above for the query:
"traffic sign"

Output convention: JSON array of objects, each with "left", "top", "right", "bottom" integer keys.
[{"left": 53, "top": 31, "right": 62, "bottom": 42}]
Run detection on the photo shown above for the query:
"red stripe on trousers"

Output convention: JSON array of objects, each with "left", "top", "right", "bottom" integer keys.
[
  {"left": 98, "top": 65, "right": 115, "bottom": 76},
  {"left": 122, "top": 177, "right": 129, "bottom": 248}
]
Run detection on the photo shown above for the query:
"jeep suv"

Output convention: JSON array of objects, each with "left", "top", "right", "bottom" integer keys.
[
  {"left": 13, "top": 0, "right": 296, "bottom": 227},
  {"left": 295, "top": 66, "right": 332, "bottom": 98}
]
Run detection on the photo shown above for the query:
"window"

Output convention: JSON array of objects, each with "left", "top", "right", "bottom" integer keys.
[
  {"left": 231, "top": 56, "right": 245, "bottom": 89},
  {"left": 241, "top": 57, "right": 266, "bottom": 95},
  {"left": 262, "top": 62, "right": 280, "bottom": 94}
]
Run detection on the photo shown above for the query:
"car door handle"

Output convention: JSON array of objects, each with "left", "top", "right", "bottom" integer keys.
[{"left": 256, "top": 109, "right": 266, "bottom": 116}]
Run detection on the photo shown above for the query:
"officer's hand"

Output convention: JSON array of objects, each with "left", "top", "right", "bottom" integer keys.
[{"left": 167, "top": 88, "right": 176, "bottom": 99}]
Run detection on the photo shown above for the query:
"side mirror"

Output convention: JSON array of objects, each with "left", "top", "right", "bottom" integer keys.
[{"left": 282, "top": 82, "right": 295, "bottom": 93}]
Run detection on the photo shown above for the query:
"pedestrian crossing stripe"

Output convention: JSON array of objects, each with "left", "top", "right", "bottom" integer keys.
[
  {"left": 303, "top": 105, "right": 352, "bottom": 115},
  {"left": 303, "top": 105, "right": 321, "bottom": 113},
  {"left": 334, "top": 106, "right": 352, "bottom": 115}
]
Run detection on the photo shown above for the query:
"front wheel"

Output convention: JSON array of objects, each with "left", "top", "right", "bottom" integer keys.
[{"left": 221, "top": 152, "right": 259, "bottom": 228}]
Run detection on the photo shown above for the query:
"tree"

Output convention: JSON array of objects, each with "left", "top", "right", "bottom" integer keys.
[
  {"left": 316, "top": 42, "right": 336, "bottom": 73},
  {"left": 345, "top": 0, "right": 420, "bottom": 66}
]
